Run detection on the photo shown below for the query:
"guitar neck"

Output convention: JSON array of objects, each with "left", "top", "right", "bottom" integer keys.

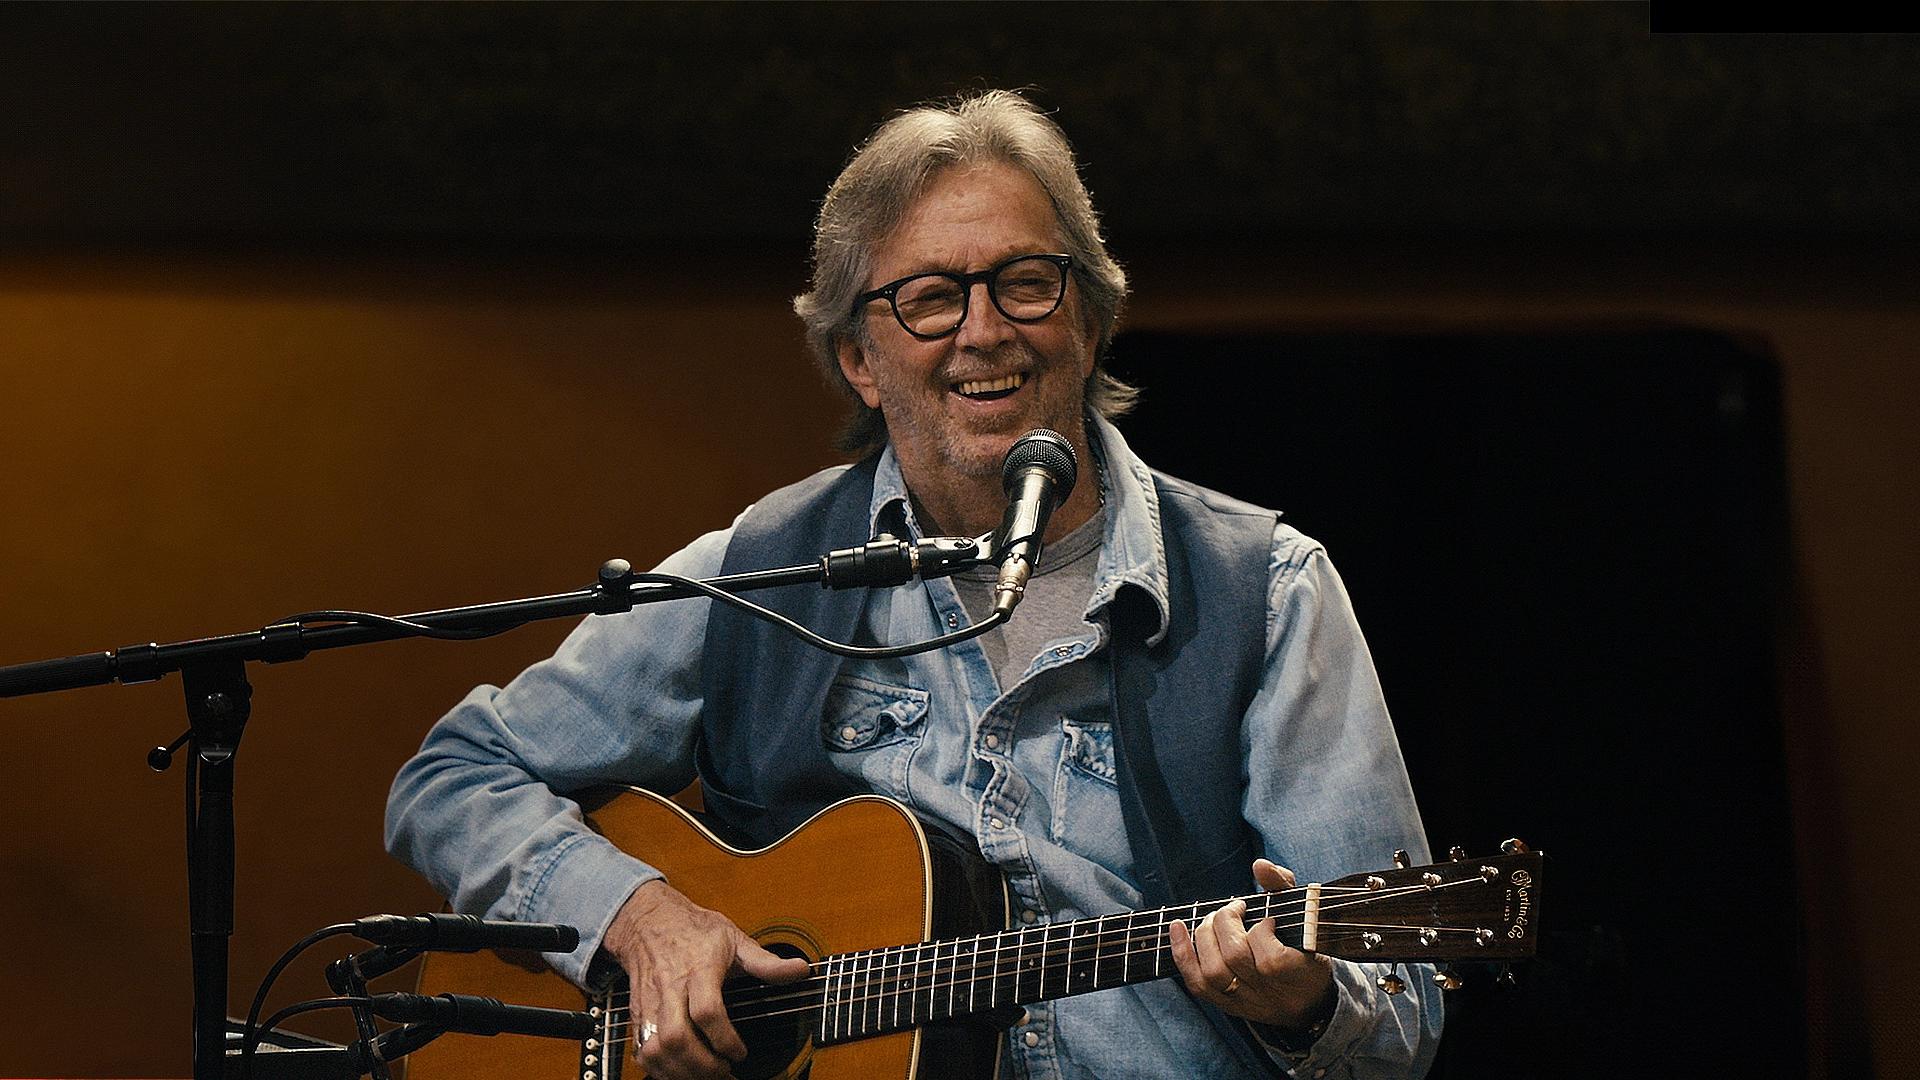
[
  {"left": 721, "top": 849, "right": 1540, "bottom": 1046},
  {"left": 804, "top": 894, "right": 1271, "bottom": 1043}
]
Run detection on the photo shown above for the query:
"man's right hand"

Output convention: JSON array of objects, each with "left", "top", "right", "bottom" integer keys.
[{"left": 600, "top": 879, "right": 810, "bottom": 1080}]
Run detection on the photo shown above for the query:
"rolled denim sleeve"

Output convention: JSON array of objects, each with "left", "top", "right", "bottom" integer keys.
[
  {"left": 1242, "top": 524, "right": 1444, "bottom": 1078},
  {"left": 384, "top": 527, "right": 732, "bottom": 986}
]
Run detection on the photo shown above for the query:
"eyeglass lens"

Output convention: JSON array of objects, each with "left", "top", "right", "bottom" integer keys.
[{"left": 893, "top": 256, "right": 1066, "bottom": 337}]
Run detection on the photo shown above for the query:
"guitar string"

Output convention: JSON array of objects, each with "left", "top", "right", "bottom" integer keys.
[
  {"left": 595, "top": 877, "right": 1495, "bottom": 1029},
  {"left": 611, "top": 879, "right": 1480, "bottom": 1028},
  {"left": 717, "top": 878, "right": 1487, "bottom": 1024}
]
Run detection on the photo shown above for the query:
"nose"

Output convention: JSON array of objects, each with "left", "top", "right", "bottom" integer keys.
[{"left": 952, "top": 280, "right": 1015, "bottom": 351}]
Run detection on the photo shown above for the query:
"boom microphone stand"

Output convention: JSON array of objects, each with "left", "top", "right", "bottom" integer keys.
[
  {"left": 1, "top": 426, "right": 1075, "bottom": 1080},
  {"left": 0, "top": 536, "right": 992, "bottom": 1080}
]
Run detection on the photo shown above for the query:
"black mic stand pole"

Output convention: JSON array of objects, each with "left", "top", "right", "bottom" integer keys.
[
  {"left": 0, "top": 537, "right": 989, "bottom": 1080},
  {"left": 182, "top": 659, "right": 247, "bottom": 1080}
]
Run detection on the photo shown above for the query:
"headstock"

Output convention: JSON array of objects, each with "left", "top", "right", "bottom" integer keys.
[{"left": 1307, "top": 840, "right": 1542, "bottom": 965}]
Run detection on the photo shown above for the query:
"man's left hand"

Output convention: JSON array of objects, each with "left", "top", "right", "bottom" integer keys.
[{"left": 1169, "top": 858, "right": 1337, "bottom": 1033}]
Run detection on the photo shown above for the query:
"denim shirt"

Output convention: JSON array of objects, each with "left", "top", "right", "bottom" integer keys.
[{"left": 386, "top": 417, "right": 1442, "bottom": 1079}]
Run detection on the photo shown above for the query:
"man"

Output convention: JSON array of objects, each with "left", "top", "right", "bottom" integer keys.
[{"left": 387, "top": 91, "right": 1441, "bottom": 1079}]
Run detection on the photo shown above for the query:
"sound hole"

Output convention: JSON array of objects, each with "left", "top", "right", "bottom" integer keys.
[{"left": 731, "top": 941, "right": 812, "bottom": 1080}]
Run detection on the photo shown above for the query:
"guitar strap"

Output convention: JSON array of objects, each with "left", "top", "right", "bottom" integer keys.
[{"left": 1107, "top": 473, "right": 1288, "bottom": 1078}]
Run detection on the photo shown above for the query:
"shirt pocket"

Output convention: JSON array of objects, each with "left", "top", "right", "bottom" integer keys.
[
  {"left": 1049, "top": 717, "right": 1132, "bottom": 880},
  {"left": 820, "top": 674, "right": 930, "bottom": 798},
  {"left": 1059, "top": 717, "right": 1118, "bottom": 785}
]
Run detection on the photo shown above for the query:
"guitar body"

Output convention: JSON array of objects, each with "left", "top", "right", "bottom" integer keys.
[{"left": 407, "top": 788, "right": 1012, "bottom": 1080}]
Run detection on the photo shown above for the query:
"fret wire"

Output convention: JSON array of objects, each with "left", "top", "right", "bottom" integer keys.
[
  {"left": 1068, "top": 918, "right": 1083, "bottom": 994},
  {"left": 907, "top": 940, "right": 919, "bottom": 1025},
  {"left": 1095, "top": 915, "right": 1111, "bottom": 989},
  {"left": 918, "top": 938, "right": 930, "bottom": 1023},
  {"left": 889, "top": 943, "right": 902, "bottom": 1030},
  {"left": 1047, "top": 919, "right": 1062, "bottom": 1001},
  {"left": 860, "top": 947, "right": 874, "bottom": 1037},
  {"left": 1033, "top": 921, "right": 1051, "bottom": 1003},
  {"left": 842, "top": 950, "right": 855, "bottom": 1038},
  {"left": 820, "top": 953, "right": 832, "bottom": 1044},
  {"left": 925, "top": 938, "right": 937, "bottom": 1022},
  {"left": 835, "top": 951, "right": 845, "bottom": 1038},
  {"left": 948, "top": 937, "right": 960, "bottom": 1020}
]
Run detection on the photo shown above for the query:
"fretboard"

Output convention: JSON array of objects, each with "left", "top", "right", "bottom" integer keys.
[{"left": 760, "top": 889, "right": 1312, "bottom": 1046}]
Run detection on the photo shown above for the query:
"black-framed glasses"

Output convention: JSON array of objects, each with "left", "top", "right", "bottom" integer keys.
[{"left": 854, "top": 253, "right": 1074, "bottom": 340}]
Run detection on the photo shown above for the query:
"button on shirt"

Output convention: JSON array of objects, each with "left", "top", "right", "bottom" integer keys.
[{"left": 385, "top": 416, "right": 1442, "bottom": 1079}]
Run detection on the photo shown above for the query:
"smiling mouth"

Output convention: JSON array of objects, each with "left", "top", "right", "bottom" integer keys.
[{"left": 953, "top": 372, "right": 1026, "bottom": 401}]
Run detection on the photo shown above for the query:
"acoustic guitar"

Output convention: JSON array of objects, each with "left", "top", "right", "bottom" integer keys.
[{"left": 407, "top": 787, "right": 1541, "bottom": 1080}]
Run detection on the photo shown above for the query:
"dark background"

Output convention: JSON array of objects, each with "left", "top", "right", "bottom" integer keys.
[{"left": 1, "top": 3, "right": 1913, "bottom": 1076}]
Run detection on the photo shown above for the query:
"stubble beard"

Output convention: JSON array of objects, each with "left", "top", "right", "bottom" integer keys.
[{"left": 876, "top": 335, "right": 1092, "bottom": 485}]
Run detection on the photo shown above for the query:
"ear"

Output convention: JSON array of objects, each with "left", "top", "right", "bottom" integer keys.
[{"left": 836, "top": 336, "right": 884, "bottom": 409}]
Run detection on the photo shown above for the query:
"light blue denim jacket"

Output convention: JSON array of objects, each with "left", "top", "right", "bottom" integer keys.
[{"left": 386, "top": 418, "right": 1442, "bottom": 1079}]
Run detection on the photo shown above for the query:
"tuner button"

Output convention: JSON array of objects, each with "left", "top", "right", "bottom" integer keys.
[
  {"left": 1448, "top": 845, "right": 1468, "bottom": 862},
  {"left": 1365, "top": 875, "right": 1386, "bottom": 891},
  {"left": 1376, "top": 973, "right": 1406, "bottom": 995},
  {"left": 1361, "top": 932, "right": 1383, "bottom": 951},
  {"left": 1500, "top": 838, "right": 1533, "bottom": 855},
  {"left": 1433, "top": 969, "right": 1465, "bottom": 991},
  {"left": 1418, "top": 928, "right": 1439, "bottom": 947},
  {"left": 1392, "top": 849, "right": 1411, "bottom": 869}
]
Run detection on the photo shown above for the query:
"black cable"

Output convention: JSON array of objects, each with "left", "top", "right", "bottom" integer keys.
[
  {"left": 622, "top": 571, "right": 1010, "bottom": 658},
  {"left": 241, "top": 924, "right": 357, "bottom": 1078},
  {"left": 244, "top": 996, "right": 374, "bottom": 1080},
  {"left": 274, "top": 610, "right": 523, "bottom": 640},
  {"left": 274, "top": 567, "right": 1007, "bottom": 661}
]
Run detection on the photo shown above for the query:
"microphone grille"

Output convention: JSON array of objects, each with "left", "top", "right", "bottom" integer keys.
[{"left": 1002, "top": 429, "right": 1079, "bottom": 500}]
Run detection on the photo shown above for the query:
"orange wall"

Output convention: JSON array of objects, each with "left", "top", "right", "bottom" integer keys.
[{"left": 1, "top": 243, "right": 1913, "bottom": 1075}]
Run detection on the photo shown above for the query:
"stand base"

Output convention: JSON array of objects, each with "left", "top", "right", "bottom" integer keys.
[{"left": 223, "top": 1020, "right": 353, "bottom": 1080}]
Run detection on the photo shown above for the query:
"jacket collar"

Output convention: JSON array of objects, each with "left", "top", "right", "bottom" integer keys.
[{"left": 867, "top": 414, "right": 1172, "bottom": 645}]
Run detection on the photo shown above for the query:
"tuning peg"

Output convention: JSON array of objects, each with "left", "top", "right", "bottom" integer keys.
[
  {"left": 1376, "top": 971, "right": 1407, "bottom": 995},
  {"left": 1432, "top": 967, "right": 1465, "bottom": 991},
  {"left": 1448, "top": 845, "right": 1468, "bottom": 862},
  {"left": 1392, "top": 849, "right": 1411, "bottom": 869},
  {"left": 1500, "top": 838, "right": 1532, "bottom": 855}
]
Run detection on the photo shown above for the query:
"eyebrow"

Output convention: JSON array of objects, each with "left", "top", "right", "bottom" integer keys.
[{"left": 895, "top": 244, "right": 1065, "bottom": 278}]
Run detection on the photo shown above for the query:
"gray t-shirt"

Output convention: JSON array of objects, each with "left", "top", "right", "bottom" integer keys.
[{"left": 952, "top": 506, "right": 1106, "bottom": 691}]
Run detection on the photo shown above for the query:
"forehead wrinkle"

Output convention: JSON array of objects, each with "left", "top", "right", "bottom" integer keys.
[{"left": 871, "top": 162, "right": 1065, "bottom": 282}]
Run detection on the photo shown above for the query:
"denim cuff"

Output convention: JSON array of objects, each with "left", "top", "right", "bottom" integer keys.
[
  {"left": 515, "top": 831, "right": 664, "bottom": 987},
  {"left": 1254, "top": 959, "right": 1373, "bottom": 1078}
]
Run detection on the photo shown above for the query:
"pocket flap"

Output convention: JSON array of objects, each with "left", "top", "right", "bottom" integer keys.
[{"left": 822, "top": 675, "right": 930, "bottom": 751}]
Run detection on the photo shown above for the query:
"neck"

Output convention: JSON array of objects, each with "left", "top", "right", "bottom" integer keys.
[{"left": 904, "top": 432, "right": 1102, "bottom": 543}]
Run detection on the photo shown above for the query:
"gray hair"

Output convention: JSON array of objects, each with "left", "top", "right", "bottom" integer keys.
[{"left": 792, "top": 90, "right": 1136, "bottom": 453}]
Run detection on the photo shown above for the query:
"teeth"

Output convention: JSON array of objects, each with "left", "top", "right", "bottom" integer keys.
[{"left": 955, "top": 373, "right": 1025, "bottom": 396}]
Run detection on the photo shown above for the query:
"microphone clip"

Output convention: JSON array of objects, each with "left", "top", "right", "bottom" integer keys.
[{"left": 821, "top": 533, "right": 991, "bottom": 590}]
